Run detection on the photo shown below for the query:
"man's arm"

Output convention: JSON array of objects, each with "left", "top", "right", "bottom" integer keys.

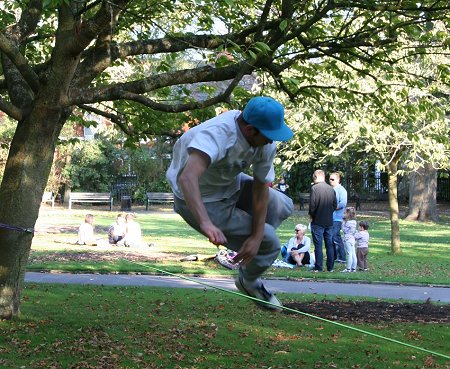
[
  {"left": 178, "top": 149, "right": 227, "bottom": 246},
  {"left": 337, "top": 187, "right": 347, "bottom": 210},
  {"left": 235, "top": 178, "right": 269, "bottom": 265},
  {"left": 309, "top": 187, "right": 316, "bottom": 221}
]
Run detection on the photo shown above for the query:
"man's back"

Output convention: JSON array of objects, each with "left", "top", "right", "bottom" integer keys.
[
  {"left": 309, "top": 182, "right": 336, "bottom": 227},
  {"left": 166, "top": 110, "right": 276, "bottom": 202}
]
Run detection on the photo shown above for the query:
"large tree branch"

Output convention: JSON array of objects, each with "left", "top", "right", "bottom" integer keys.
[
  {"left": 79, "top": 58, "right": 253, "bottom": 136},
  {"left": 0, "top": 33, "right": 40, "bottom": 92},
  {"left": 254, "top": 0, "right": 274, "bottom": 42},
  {"left": 77, "top": 103, "right": 130, "bottom": 132},
  {"left": 69, "top": 62, "right": 249, "bottom": 105},
  {"left": 335, "top": 0, "right": 450, "bottom": 14},
  {"left": 74, "top": 33, "right": 230, "bottom": 87},
  {"left": 106, "top": 90, "right": 230, "bottom": 113},
  {"left": 12, "top": 0, "right": 43, "bottom": 41},
  {"left": 74, "top": 25, "right": 259, "bottom": 88},
  {"left": 0, "top": 97, "right": 23, "bottom": 121},
  {"left": 0, "top": 0, "right": 42, "bottom": 105},
  {"left": 64, "top": 0, "right": 132, "bottom": 57},
  {"left": 113, "top": 33, "right": 243, "bottom": 58}
]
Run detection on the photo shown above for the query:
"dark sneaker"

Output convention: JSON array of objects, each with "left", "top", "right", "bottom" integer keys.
[{"left": 235, "top": 276, "right": 283, "bottom": 312}]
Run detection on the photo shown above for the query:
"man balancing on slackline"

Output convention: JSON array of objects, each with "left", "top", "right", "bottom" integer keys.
[{"left": 166, "top": 96, "right": 294, "bottom": 312}]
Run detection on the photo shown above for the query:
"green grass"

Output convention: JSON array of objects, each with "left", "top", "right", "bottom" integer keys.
[
  {"left": 30, "top": 207, "right": 450, "bottom": 285},
  {"left": 0, "top": 284, "right": 448, "bottom": 368}
]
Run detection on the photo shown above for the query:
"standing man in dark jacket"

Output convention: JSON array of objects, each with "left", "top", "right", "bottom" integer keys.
[{"left": 309, "top": 170, "right": 337, "bottom": 272}]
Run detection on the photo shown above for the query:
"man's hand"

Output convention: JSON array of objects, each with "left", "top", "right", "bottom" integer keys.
[
  {"left": 179, "top": 150, "right": 228, "bottom": 246},
  {"left": 233, "top": 236, "right": 262, "bottom": 265},
  {"left": 200, "top": 221, "right": 228, "bottom": 246}
]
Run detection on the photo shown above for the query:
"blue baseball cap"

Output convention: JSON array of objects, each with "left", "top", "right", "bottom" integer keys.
[{"left": 242, "top": 96, "right": 293, "bottom": 142}]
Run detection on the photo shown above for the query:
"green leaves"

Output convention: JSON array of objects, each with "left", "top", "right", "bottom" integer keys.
[
  {"left": 43, "top": 0, "right": 70, "bottom": 9},
  {"left": 279, "top": 19, "right": 288, "bottom": 32},
  {"left": 246, "top": 41, "right": 271, "bottom": 60}
]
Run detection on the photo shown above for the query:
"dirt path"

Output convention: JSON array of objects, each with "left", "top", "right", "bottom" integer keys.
[{"left": 284, "top": 300, "right": 449, "bottom": 323}]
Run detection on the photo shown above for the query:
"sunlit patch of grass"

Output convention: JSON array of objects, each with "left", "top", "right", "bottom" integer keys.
[{"left": 30, "top": 207, "right": 450, "bottom": 285}]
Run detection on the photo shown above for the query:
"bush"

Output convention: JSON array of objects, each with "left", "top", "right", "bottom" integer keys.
[
  {"left": 61, "top": 139, "right": 119, "bottom": 192},
  {"left": 54, "top": 134, "right": 173, "bottom": 202}
]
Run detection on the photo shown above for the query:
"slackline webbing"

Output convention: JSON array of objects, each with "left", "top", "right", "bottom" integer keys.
[
  {"left": 0, "top": 222, "right": 34, "bottom": 233},
  {"left": 127, "top": 260, "right": 449, "bottom": 360}
]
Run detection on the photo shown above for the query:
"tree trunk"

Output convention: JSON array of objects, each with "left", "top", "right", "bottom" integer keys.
[
  {"left": 405, "top": 164, "right": 438, "bottom": 221},
  {"left": 387, "top": 157, "right": 401, "bottom": 254},
  {"left": 0, "top": 104, "right": 64, "bottom": 319}
]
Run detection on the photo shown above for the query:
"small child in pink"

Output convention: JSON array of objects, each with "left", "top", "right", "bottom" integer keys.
[{"left": 355, "top": 221, "right": 370, "bottom": 271}]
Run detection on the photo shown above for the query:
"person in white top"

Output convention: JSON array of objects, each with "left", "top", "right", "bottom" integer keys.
[
  {"left": 108, "top": 213, "right": 126, "bottom": 245},
  {"left": 283, "top": 224, "right": 314, "bottom": 267},
  {"left": 77, "top": 214, "right": 96, "bottom": 245},
  {"left": 341, "top": 207, "right": 357, "bottom": 273},
  {"left": 121, "top": 213, "right": 144, "bottom": 248},
  {"left": 166, "top": 96, "right": 294, "bottom": 312}
]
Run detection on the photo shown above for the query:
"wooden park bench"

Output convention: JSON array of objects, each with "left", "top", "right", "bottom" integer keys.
[
  {"left": 69, "top": 192, "right": 113, "bottom": 210},
  {"left": 298, "top": 192, "right": 310, "bottom": 210},
  {"left": 146, "top": 192, "right": 174, "bottom": 210},
  {"left": 41, "top": 191, "right": 55, "bottom": 209}
]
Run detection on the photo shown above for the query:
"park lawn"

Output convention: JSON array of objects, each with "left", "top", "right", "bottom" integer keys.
[
  {"left": 0, "top": 284, "right": 447, "bottom": 369},
  {"left": 29, "top": 206, "right": 450, "bottom": 285}
]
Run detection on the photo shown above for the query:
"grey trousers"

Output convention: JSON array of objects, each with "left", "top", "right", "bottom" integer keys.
[{"left": 174, "top": 173, "right": 294, "bottom": 282}]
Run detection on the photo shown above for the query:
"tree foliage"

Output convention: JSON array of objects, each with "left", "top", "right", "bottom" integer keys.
[
  {"left": 56, "top": 134, "right": 172, "bottom": 199},
  {"left": 277, "top": 32, "right": 450, "bottom": 253}
]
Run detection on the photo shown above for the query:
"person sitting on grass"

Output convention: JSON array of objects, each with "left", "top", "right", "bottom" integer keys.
[
  {"left": 117, "top": 213, "right": 147, "bottom": 248},
  {"left": 108, "top": 213, "right": 126, "bottom": 245},
  {"left": 282, "top": 224, "right": 313, "bottom": 267},
  {"left": 77, "top": 214, "right": 96, "bottom": 246}
]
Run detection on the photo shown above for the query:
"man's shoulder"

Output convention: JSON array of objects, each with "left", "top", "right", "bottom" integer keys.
[
  {"left": 315, "top": 182, "right": 334, "bottom": 191},
  {"left": 188, "top": 111, "right": 239, "bottom": 140},
  {"left": 337, "top": 184, "right": 347, "bottom": 193},
  {"left": 200, "top": 110, "right": 239, "bottom": 129}
]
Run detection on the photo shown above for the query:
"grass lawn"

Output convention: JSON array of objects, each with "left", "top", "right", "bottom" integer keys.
[
  {"left": 0, "top": 284, "right": 448, "bottom": 369},
  {"left": 30, "top": 205, "right": 450, "bottom": 285},
  {"left": 2, "top": 205, "right": 447, "bottom": 368}
]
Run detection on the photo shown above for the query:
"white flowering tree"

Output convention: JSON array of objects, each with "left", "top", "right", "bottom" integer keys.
[{"left": 281, "top": 42, "right": 450, "bottom": 254}]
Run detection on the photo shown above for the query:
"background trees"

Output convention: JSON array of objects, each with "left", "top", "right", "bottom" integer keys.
[{"left": 0, "top": 0, "right": 449, "bottom": 318}]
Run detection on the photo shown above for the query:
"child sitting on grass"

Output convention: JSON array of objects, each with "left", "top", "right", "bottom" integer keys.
[{"left": 355, "top": 220, "right": 370, "bottom": 271}]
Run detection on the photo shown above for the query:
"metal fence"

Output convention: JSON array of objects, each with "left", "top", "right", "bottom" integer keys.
[
  {"left": 342, "top": 172, "right": 450, "bottom": 201},
  {"left": 343, "top": 172, "right": 389, "bottom": 201},
  {"left": 437, "top": 176, "right": 450, "bottom": 201}
]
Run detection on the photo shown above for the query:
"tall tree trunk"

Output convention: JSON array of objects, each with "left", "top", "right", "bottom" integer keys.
[
  {"left": 387, "top": 157, "right": 401, "bottom": 254},
  {"left": 0, "top": 104, "right": 64, "bottom": 319},
  {"left": 405, "top": 164, "right": 438, "bottom": 221}
]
